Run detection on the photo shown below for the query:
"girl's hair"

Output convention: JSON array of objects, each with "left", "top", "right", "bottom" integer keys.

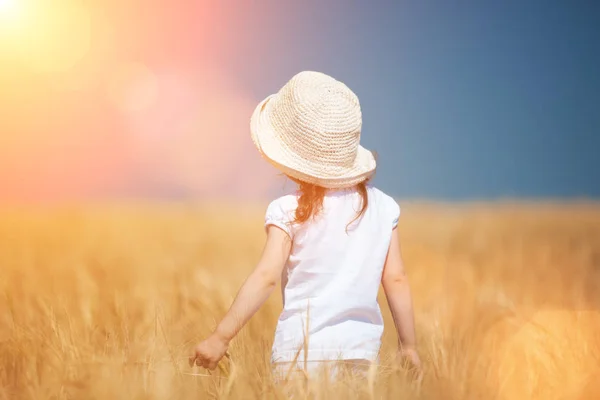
[{"left": 290, "top": 178, "right": 370, "bottom": 231}]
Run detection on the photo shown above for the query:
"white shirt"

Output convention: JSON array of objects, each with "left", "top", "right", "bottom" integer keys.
[{"left": 265, "top": 185, "right": 400, "bottom": 363}]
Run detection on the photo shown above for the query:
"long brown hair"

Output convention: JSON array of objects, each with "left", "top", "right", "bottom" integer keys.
[{"left": 290, "top": 178, "right": 370, "bottom": 232}]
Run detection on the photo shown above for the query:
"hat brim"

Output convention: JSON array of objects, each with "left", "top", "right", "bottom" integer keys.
[{"left": 250, "top": 95, "right": 377, "bottom": 189}]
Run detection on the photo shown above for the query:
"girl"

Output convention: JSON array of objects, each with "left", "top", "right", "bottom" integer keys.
[{"left": 189, "top": 71, "right": 421, "bottom": 380}]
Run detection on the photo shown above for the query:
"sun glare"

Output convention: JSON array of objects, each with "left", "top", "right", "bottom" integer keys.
[
  {"left": 6, "top": 2, "right": 92, "bottom": 74},
  {"left": 0, "top": 0, "right": 16, "bottom": 14},
  {"left": 0, "top": 0, "right": 17, "bottom": 20},
  {"left": 0, "top": 0, "right": 22, "bottom": 42}
]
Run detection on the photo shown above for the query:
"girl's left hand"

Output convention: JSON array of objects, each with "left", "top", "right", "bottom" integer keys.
[
  {"left": 189, "top": 334, "right": 229, "bottom": 370},
  {"left": 398, "top": 347, "right": 423, "bottom": 383}
]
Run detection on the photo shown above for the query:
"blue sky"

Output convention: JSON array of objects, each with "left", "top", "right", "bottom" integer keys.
[{"left": 228, "top": 1, "right": 600, "bottom": 199}]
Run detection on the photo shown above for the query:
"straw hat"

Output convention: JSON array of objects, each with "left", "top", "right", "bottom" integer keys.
[{"left": 250, "top": 71, "right": 376, "bottom": 188}]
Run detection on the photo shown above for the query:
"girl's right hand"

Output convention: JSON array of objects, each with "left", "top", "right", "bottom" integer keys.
[{"left": 189, "top": 334, "right": 229, "bottom": 370}]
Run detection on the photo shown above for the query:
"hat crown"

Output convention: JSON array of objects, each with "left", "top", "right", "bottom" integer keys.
[{"left": 269, "top": 71, "right": 362, "bottom": 168}]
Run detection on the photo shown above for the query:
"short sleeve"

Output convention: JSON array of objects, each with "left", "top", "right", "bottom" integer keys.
[
  {"left": 390, "top": 199, "right": 401, "bottom": 229},
  {"left": 265, "top": 198, "right": 294, "bottom": 238}
]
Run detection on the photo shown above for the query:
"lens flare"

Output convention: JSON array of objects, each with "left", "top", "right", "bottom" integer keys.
[{"left": 107, "top": 62, "right": 159, "bottom": 114}]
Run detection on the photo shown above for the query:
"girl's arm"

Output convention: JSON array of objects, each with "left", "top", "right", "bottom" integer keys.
[
  {"left": 381, "top": 228, "right": 422, "bottom": 372},
  {"left": 190, "top": 225, "right": 292, "bottom": 370}
]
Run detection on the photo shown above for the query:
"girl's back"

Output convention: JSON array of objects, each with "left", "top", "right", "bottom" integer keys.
[
  {"left": 267, "top": 186, "right": 400, "bottom": 363},
  {"left": 190, "top": 71, "right": 420, "bottom": 380}
]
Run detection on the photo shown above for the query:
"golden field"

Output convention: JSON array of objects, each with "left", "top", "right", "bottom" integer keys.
[{"left": 1, "top": 202, "right": 599, "bottom": 399}]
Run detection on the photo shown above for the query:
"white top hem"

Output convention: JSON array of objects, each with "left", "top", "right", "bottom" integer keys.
[{"left": 271, "top": 349, "right": 380, "bottom": 364}]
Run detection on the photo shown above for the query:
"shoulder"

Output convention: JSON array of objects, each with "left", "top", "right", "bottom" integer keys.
[
  {"left": 367, "top": 186, "right": 401, "bottom": 226},
  {"left": 264, "top": 194, "right": 299, "bottom": 237},
  {"left": 367, "top": 186, "right": 399, "bottom": 209},
  {"left": 266, "top": 193, "right": 299, "bottom": 217}
]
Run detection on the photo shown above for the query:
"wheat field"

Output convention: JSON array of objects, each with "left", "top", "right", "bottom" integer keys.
[{"left": 0, "top": 202, "right": 599, "bottom": 399}]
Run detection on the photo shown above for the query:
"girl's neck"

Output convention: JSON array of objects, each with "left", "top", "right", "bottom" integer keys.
[{"left": 325, "top": 186, "right": 359, "bottom": 195}]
